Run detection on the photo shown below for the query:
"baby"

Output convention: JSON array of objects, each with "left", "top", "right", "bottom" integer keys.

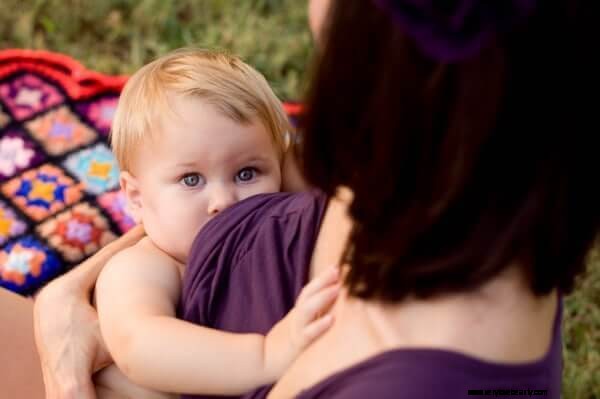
[{"left": 94, "top": 49, "right": 338, "bottom": 398}]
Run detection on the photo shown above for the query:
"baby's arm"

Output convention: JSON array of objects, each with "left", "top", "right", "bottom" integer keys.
[
  {"left": 96, "top": 240, "right": 337, "bottom": 396},
  {"left": 94, "top": 364, "right": 176, "bottom": 399}
]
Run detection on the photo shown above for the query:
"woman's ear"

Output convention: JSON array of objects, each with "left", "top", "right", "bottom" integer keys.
[{"left": 120, "top": 171, "right": 142, "bottom": 223}]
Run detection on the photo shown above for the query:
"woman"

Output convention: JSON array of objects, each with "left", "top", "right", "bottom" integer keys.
[
  {"left": 179, "top": 1, "right": 596, "bottom": 398},
  {"left": 9, "top": 0, "right": 599, "bottom": 398},
  {"left": 269, "top": 0, "right": 599, "bottom": 398}
]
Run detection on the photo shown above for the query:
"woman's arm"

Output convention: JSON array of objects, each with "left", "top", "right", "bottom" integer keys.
[
  {"left": 0, "top": 288, "right": 45, "bottom": 398},
  {"left": 96, "top": 245, "right": 339, "bottom": 396},
  {"left": 33, "top": 224, "right": 145, "bottom": 399}
]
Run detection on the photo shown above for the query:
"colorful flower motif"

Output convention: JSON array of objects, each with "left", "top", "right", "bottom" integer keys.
[
  {"left": 0, "top": 244, "right": 45, "bottom": 283},
  {"left": 63, "top": 143, "right": 120, "bottom": 194},
  {"left": 0, "top": 74, "right": 64, "bottom": 120},
  {"left": 97, "top": 190, "right": 136, "bottom": 233},
  {"left": 25, "top": 106, "right": 97, "bottom": 156},
  {"left": 29, "top": 180, "right": 57, "bottom": 202},
  {"left": 0, "top": 236, "right": 62, "bottom": 295},
  {"left": 15, "top": 87, "right": 42, "bottom": 108},
  {"left": 0, "top": 130, "right": 46, "bottom": 181},
  {"left": 0, "top": 200, "right": 27, "bottom": 245},
  {"left": 37, "top": 202, "right": 117, "bottom": 262},
  {"left": 49, "top": 121, "right": 74, "bottom": 139},
  {"left": 66, "top": 219, "right": 93, "bottom": 243},
  {"left": 1, "top": 164, "right": 83, "bottom": 221},
  {"left": 75, "top": 96, "right": 118, "bottom": 136}
]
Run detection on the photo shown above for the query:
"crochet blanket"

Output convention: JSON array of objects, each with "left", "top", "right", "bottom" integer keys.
[{"left": 0, "top": 49, "right": 300, "bottom": 295}]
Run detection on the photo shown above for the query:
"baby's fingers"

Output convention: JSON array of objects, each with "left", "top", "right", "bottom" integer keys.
[
  {"left": 297, "top": 284, "right": 340, "bottom": 328},
  {"left": 300, "top": 314, "right": 335, "bottom": 346},
  {"left": 296, "top": 265, "right": 339, "bottom": 305}
]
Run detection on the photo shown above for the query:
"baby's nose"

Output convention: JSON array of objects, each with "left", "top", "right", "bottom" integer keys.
[{"left": 207, "top": 186, "right": 237, "bottom": 215}]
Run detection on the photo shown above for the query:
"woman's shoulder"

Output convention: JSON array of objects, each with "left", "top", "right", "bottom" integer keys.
[
  {"left": 179, "top": 191, "right": 328, "bottom": 329},
  {"left": 186, "top": 190, "right": 327, "bottom": 267},
  {"left": 295, "top": 294, "right": 563, "bottom": 399},
  {"left": 194, "top": 191, "right": 326, "bottom": 245},
  {"left": 227, "top": 190, "right": 327, "bottom": 223},
  {"left": 296, "top": 345, "right": 561, "bottom": 399}
]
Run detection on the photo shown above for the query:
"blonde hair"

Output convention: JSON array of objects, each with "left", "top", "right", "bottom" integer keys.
[{"left": 111, "top": 48, "right": 291, "bottom": 171}]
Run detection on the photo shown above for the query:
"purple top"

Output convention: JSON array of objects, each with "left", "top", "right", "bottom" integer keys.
[
  {"left": 296, "top": 297, "right": 562, "bottom": 399},
  {"left": 179, "top": 191, "right": 328, "bottom": 399},
  {"left": 179, "top": 191, "right": 562, "bottom": 399}
]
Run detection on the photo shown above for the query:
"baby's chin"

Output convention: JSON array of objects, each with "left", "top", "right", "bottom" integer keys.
[
  {"left": 174, "top": 226, "right": 207, "bottom": 264},
  {"left": 146, "top": 238, "right": 192, "bottom": 266},
  {"left": 152, "top": 221, "right": 211, "bottom": 264}
]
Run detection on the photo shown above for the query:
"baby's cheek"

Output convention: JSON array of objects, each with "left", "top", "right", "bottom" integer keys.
[
  {"left": 243, "top": 181, "right": 280, "bottom": 200},
  {"left": 179, "top": 217, "right": 208, "bottom": 254}
]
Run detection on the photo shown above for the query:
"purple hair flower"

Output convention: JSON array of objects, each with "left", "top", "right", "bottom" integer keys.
[{"left": 373, "top": 0, "right": 538, "bottom": 62}]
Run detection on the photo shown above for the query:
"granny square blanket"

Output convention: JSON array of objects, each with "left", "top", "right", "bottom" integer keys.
[{"left": 0, "top": 49, "right": 301, "bottom": 295}]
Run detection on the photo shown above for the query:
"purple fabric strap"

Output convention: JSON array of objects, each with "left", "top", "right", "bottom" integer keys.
[{"left": 372, "top": 0, "right": 538, "bottom": 62}]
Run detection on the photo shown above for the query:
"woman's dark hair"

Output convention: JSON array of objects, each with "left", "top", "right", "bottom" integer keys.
[{"left": 300, "top": 0, "right": 598, "bottom": 302}]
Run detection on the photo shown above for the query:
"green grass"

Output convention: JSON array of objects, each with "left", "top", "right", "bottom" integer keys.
[
  {"left": 2, "top": 1, "right": 599, "bottom": 397},
  {"left": 0, "top": 0, "right": 312, "bottom": 100},
  {"left": 564, "top": 248, "right": 600, "bottom": 398}
]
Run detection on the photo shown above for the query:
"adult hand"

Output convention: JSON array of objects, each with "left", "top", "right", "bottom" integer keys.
[
  {"left": 34, "top": 278, "right": 109, "bottom": 399},
  {"left": 33, "top": 225, "right": 145, "bottom": 399}
]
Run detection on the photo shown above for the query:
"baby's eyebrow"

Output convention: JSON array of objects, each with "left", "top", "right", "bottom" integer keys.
[
  {"left": 173, "top": 162, "right": 199, "bottom": 168},
  {"left": 240, "top": 156, "right": 270, "bottom": 164}
]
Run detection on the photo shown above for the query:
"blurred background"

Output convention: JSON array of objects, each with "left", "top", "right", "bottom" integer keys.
[
  {"left": 0, "top": 0, "right": 312, "bottom": 100},
  {"left": 1, "top": 0, "right": 598, "bottom": 397}
]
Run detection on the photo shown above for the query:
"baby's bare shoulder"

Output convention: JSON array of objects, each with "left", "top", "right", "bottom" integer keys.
[
  {"left": 97, "top": 237, "right": 182, "bottom": 307},
  {"left": 100, "top": 237, "right": 181, "bottom": 287}
]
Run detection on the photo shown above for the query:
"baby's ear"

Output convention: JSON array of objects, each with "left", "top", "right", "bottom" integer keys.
[{"left": 120, "top": 171, "right": 142, "bottom": 223}]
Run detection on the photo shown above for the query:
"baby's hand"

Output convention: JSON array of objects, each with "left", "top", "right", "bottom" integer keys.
[
  {"left": 264, "top": 266, "right": 340, "bottom": 379},
  {"left": 289, "top": 266, "right": 340, "bottom": 348}
]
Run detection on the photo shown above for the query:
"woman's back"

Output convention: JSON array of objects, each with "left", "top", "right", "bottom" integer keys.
[
  {"left": 269, "top": 264, "right": 560, "bottom": 398},
  {"left": 271, "top": 0, "right": 596, "bottom": 396}
]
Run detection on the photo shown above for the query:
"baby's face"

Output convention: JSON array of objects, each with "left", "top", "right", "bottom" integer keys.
[{"left": 126, "top": 95, "right": 281, "bottom": 263}]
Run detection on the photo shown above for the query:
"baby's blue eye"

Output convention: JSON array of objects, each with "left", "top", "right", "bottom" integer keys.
[
  {"left": 236, "top": 167, "right": 257, "bottom": 183},
  {"left": 181, "top": 174, "right": 204, "bottom": 187}
]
